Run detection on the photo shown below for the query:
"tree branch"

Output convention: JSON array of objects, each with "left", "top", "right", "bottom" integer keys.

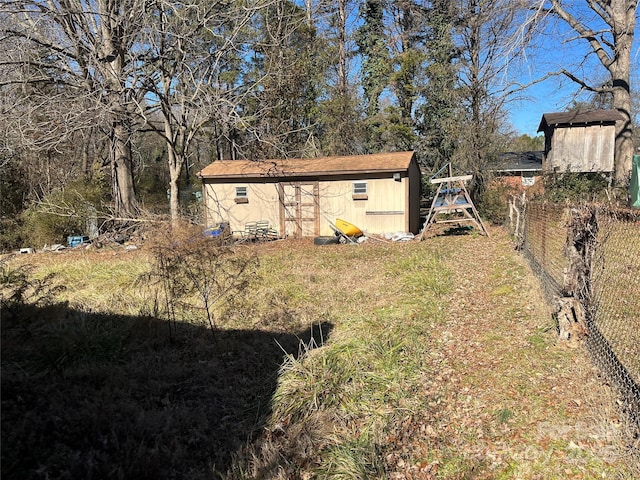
[
  {"left": 548, "top": 0, "right": 613, "bottom": 69},
  {"left": 560, "top": 68, "right": 608, "bottom": 93}
]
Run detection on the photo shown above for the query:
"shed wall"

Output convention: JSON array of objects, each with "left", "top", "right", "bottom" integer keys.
[
  {"left": 203, "top": 175, "right": 417, "bottom": 237},
  {"left": 318, "top": 177, "right": 409, "bottom": 235},
  {"left": 546, "top": 124, "right": 616, "bottom": 172},
  {"left": 203, "top": 182, "right": 281, "bottom": 233}
]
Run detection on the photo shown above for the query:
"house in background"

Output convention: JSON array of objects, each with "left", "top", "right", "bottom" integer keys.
[
  {"left": 537, "top": 109, "right": 624, "bottom": 173},
  {"left": 197, "top": 151, "right": 421, "bottom": 238},
  {"left": 487, "top": 151, "right": 544, "bottom": 192}
]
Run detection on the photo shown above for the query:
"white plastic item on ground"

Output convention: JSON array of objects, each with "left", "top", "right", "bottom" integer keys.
[
  {"left": 389, "top": 232, "right": 415, "bottom": 242},
  {"left": 43, "top": 244, "right": 66, "bottom": 251}
]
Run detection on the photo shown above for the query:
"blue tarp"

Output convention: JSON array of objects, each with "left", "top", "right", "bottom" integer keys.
[
  {"left": 435, "top": 196, "right": 469, "bottom": 207},
  {"left": 67, "top": 235, "right": 89, "bottom": 247}
]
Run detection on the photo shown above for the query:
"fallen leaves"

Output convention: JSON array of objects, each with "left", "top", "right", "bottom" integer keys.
[{"left": 373, "top": 229, "right": 635, "bottom": 478}]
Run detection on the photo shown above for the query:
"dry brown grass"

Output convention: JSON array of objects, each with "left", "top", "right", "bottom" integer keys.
[{"left": 1, "top": 226, "right": 637, "bottom": 479}]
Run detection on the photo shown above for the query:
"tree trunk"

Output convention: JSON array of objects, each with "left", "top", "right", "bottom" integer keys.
[
  {"left": 612, "top": 70, "right": 633, "bottom": 186},
  {"left": 167, "top": 147, "right": 182, "bottom": 221},
  {"left": 99, "top": 0, "right": 139, "bottom": 217},
  {"left": 82, "top": 138, "right": 90, "bottom": 178},
  {"left": 338, "top": 0, "right": 348, "bottom": 97},
  {"left": 112, "top": 122, "right": 138, "bottom": 217},
  {"left": 169, "top": 172, "right": 180, "bottom": 222},
  {"left": 163, "top": 112, "right": 185, "bottom": 222},
  {"left": 610, "top": 1, "right": 635, "bottom": 186}
]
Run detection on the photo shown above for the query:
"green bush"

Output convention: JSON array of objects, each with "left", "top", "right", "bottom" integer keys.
[
  {"left": 0, "top": 161, "right": 28, "bottom": 251},
  {"left": 0, "top": 218, "right": 26, "bottom": 253},
  {"left": 477, "top": 180, "right": 516, "bottom": 225},
  {"left": 542, "top": 172, "right": 610, "bottom": 202},
  {"left": 20, "top": 177, "right": 108, "bottom": 247}
]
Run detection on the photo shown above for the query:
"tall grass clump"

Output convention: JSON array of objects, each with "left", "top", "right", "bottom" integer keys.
[{"left": 224, "top": 242, "right": 453, "bottom": 479}]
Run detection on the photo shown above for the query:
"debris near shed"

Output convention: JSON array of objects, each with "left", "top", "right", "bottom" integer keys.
[{"left": 67, "top": 235, "right": 90, "bottom": 248}]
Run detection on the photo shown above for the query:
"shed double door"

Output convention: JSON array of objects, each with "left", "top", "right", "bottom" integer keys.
[{"left": 279, "top": 182, "right": 320, "bottom": 237}]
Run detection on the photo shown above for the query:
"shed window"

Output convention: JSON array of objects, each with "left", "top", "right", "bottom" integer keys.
[
  {"left": 353, "top": 182, "right": 367, "bottom": 194},
  {"left": 352, "top": 182, "right": 368, "bottom": 200},
  {"left": 235, "top": 186, "right": 248, "bottom": 203}
]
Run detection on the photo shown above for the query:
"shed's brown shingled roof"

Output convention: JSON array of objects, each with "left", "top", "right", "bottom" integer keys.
[
  {"left": 198, "top": 151, "right": 415, "bottom": 179},
  {"left": 537, "top": 109, "right": 624, "bottom": 132}
]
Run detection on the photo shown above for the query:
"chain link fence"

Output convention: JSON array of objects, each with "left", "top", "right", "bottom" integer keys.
[{"left": 508, "top": 196, "right": 640, "bottom": 430}]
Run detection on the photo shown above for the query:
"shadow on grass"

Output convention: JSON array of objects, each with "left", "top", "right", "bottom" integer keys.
[
  {"left": 1, "top": 302, "right": 332, "bottom": 479},
  {"left": 442, "top": 225, "right": 475, "bottom": 236}
]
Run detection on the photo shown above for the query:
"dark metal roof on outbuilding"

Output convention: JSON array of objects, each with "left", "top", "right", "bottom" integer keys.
[
  {"left": 537, "top": 109, "right": 624, "bottom": 132},
  {"left": 488, "top": 151, "right": 543, "bottom": 172},
  {"left": 198, "top": 151, "right": 416, "bottom": 179}
]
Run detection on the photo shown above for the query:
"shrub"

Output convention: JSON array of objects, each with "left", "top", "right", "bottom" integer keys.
[
  {"left": 0, "top": 218, "right": 26, "bottom": 253},
  {"left": 542, "top": 172, "right": 610, "bottom": 202},
  {"left": 477, "top": 179, "right": 517, "bottom": 225},
  {"left": 0, "top": 161, "right": 28, "bottom": 251},
  {"left": 20, "top": 177, "right": 108, "bottom": 247},
  {"left": 142, "top": 221, "right": 258, "bottom": 341}
]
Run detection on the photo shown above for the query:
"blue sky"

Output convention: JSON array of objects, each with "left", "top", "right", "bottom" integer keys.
[
  {"left": 508, "top": 77, "right": 588, "bottom": 137},
  {"left": 505, "top": 7, "right": 640, "bottom": 137},
  {"left": 506, "top": 70, "right": 640, "bottom": 137}
]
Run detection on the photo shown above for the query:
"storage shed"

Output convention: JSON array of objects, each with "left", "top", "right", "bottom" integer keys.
[
  {"left": 537, "top": 109, "right": 624, "bottom": 173},
  {"left": 197, "top": 151, "right": 421, "bottom": 238}
]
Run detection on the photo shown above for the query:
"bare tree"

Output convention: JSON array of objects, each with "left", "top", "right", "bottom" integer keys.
[
  {"left": 0, "top": 0, "right": 147, "bottom": 217},
  {"left": 526, "top": 0, "right": 638, "bottom": 185},
  {"left": 453, "top": 0, "right": 528, "bottom": 188},
  {"left": 0, "top": 40, "right": 108, "bottom": 204},
  {"left": 137, "top": 0, "right": 265, "bottom": 221}
]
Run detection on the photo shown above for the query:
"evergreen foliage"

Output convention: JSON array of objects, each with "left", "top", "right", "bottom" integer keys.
[
  {"left": 542, "top": 173, "right": 611, "bottom": 202},
  {"left": 0, "top": 0, "right": 635, "bottom": 244},
  {"left": 355, "top": 0, "right": 391, "bottom": 118},
  {"left": 415, "top": 0, "right": 461, "bottom": 171}
]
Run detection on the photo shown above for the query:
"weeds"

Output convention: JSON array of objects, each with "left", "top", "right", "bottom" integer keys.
[
  {"left": 1, "top": 230, "right": 636, "bottom": 479},
  {"left": 1, "top": 254, "right": 328, "bottom": 479},
  {"left": 141, "top": 222, "right": 258, "bottom": 341}
]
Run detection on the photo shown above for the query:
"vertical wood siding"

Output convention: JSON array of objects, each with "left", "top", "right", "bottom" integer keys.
[{"left": 546, "top": 124, "right": 615, "bottom": 172}]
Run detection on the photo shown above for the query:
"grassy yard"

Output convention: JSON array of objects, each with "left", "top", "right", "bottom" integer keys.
[{"left": 1, "top": 227, "right": 637, "bottom": 479}]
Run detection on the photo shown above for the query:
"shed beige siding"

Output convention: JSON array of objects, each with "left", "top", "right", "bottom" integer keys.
[
  {"left": 546, "top": 124, "right": 616, "bottom": 172},
  {"left": 203, "top": 182, "right": 281, "bottom": 233},
  {"left": 199, "top": 151, "right": 421, "bottom": 237},
  {"left": 318, "top": 177, "right": 409, "bottom": 235},
  {"left": 203, "top": 177, "right": 413, "bottom": 236}
]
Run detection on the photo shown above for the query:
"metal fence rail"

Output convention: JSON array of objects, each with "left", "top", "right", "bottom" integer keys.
[{"left": 508, "top": 197, "right": 640, "bottom": 429}]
